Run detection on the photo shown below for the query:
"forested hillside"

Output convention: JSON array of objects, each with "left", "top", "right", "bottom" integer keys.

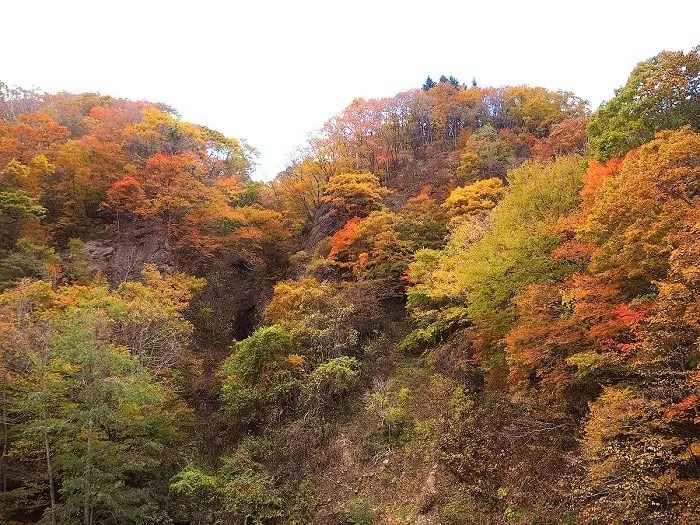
[{"left": 1, "top": 47, "right": 698, "bottom": 525}]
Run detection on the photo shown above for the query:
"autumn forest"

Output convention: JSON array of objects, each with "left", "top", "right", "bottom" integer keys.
[{"left": 0, "top": 47, "right": 699, "bottom": 525}]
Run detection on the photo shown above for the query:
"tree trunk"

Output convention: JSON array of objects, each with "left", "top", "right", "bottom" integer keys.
[
  {"left": 84, "top": 417, "right": 93, "bottom": 525},
  {"left": 1, "top": 385, "right": 8, "bottom": 493},
  {"left": 43, "top": 429, "right": 57, "bottom": 525}
]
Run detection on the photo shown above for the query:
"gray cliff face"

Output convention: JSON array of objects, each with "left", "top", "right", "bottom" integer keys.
[
  {"left": 81, "top": 221, "right": 277, "bottom": 346},
  {"left": 303, "top": 201, "right": 337, "bottom": 253},
  {"left": 84, "top": 223, "right": 172, "bottom": 284}
]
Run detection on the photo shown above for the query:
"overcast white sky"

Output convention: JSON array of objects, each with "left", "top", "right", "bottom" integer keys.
[{"left": 2, "top": 1, "right": 698, "bottom": 179}]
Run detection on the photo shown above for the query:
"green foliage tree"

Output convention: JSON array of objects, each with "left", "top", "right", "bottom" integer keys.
[
  {"left": 422, "top": 76, "right": 436, "bottom": 91},
  {"left": 41, "top": 318, "right": 183, "bottom": 525},
  {"left": 0, "top": 271, "right": 196, "bottom": 524},
  {"left": 0, "top": 191, "right": 46, "bottom": 251},
  {"left": 218, "top": 326, "right": 298, "bottom": 423},
  {"left": 409, "top": 156, "right": 586, "bottom": 340},
  {"left": 588, "top": 46, "right": 700, "bottom": 160},
  {"left": 3, "top": 312, "right": 187, "bottom": 525},
  {"left": 0, "top": 238, "right": 59, "bottom": 289}
]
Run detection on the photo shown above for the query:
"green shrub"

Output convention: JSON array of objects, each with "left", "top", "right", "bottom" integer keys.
[
  {"left": 65, "top": 237, "right": 92, "bottom": 283},
  {"left": 442, "top": 484, "right": 496, "bottom": 525},
  {"left": 169, "top": 465, "right": 221, "bottom": 524},
  {"left": 220, "top": 469, "right": 284, "bottom": 524},
  {"left": 399, "top": 306, "right": 469, "bottom": 355},
  {"left": 344, "top": 498, "right": 374, "bottom": 525},
  {"left": 171, "top": 442, "right": 313, "bottom": 525},
  {"left": 304, "top": 356, "right": 360, "bottom": 411},
  {"left": 221, "top": 326, "right": 293, "bottom": 382},
  {"left": 0, "top": 237, "right": 59, "bottom": 289},
  {"left": 218, "top": 326, "right": 294, "bottom": 420}
]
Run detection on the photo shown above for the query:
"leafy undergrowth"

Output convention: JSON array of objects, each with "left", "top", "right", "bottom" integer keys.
[
  {"left": 306, "top": 356, "right": 453, "bottom": 524},
  {"left": 304, "top": 347, "right": 581, "bottom": 525}
]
